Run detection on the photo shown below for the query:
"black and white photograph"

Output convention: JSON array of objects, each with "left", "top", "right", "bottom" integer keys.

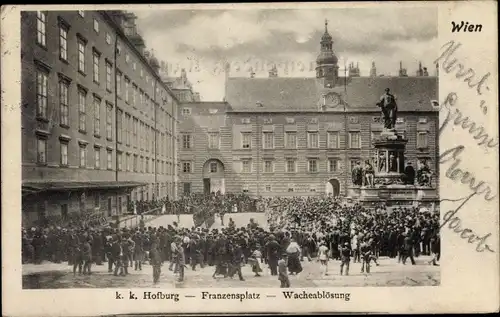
[{"left": 19, "top": 6, "right": 443, "bottom": 290}]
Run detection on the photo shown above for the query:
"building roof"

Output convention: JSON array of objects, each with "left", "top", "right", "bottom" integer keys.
[
  {"left": 225, "top": 76, "right": 438, "bottom": 112},
  {"left": 22, "top": 181, "right": 146, "bottom": 195}
]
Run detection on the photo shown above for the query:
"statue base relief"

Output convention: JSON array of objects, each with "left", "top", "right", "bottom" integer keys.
[{"left": 349, "top": 184, "right": 439, "bottom": 208}]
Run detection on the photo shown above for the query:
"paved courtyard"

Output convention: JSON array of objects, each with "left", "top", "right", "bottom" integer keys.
[{"left": 23, "top": 256, "right": 440, "bottom": 289}]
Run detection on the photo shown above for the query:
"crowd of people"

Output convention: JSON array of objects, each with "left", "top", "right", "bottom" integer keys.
[{"left": 22, "top": 194, "right": 440, "bottom": 286}]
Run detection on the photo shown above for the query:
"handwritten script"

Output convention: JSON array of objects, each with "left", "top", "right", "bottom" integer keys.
[{"left": 435, "top": 40, "right": 497, "bottom": 253}]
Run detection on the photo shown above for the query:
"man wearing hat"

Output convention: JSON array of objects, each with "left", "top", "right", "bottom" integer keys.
[
  {"left": 265, "top": 234, "right": 281, "bottom": 276},
  {"left": 340, "top": 242, "right": 351, "bottom": 276}
]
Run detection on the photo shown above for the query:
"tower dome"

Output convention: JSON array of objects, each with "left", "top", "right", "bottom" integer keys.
[
  {"left": 316, "top": 19, "right": 338, "bottom": 65},
  {"left": 149, "top": 55, "right": 160, "bottom": 69}
]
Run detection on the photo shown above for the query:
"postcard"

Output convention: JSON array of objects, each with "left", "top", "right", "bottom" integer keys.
[{"left": 1, "top": 2, "right": 498, "bottom": 315}]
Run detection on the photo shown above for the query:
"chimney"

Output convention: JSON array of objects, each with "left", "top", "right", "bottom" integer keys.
[
  {"left": 370, "top": 61, "right": 377, "bottom": 77},
  {"left": 269, "top": 64, "right": 278, "bottom": 78},
  {"left": 417, "top": 61, "right": 423, "bottom": 76}
]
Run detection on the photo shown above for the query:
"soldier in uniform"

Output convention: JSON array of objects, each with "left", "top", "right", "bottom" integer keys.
[
  {"left": 265, "top": 234, "right": 281, "bottom": 276},
  {"left": 133, "top": 231, "right": 144, "bottom": 271},
  {"left": 71, "top": 231, "right": 83, "bottom": 276},
  {"left": 340, "top": 242, "right": 351, "bottom": 276},
  {"left": 149, "top": 242, "right": 162, "bottom": 284},
  {"left": 82, "top": 237, "right": 93, "bottom": 275}
]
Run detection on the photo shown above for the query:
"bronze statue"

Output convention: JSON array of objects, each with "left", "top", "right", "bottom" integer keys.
[{"left": 376, "top": 88, "right": 398, "bottom": 130}]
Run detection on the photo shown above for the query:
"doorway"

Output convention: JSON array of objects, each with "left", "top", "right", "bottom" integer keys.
[
  {"left": 203, "top": 178, "right": 211, "bottom": 195},
  {"left": 326, "top": 178, "right": 341, "bottom": 197}
]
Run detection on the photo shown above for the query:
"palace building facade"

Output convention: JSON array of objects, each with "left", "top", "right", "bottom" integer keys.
[
  {"left": 21, "top": 10, "right": 180, "bottom": 226},
  {"left": 177, "top": 22, "right": 439, "bottom": 198}
]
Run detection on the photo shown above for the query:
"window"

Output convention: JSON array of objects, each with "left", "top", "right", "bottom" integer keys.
[
  {"left": 349, "top": 131, "right": 361, "bottom": 149},
  {"left": 182, "top": 134, "right": 192, "bottom": 149},
  {"left": 94, "top": 193, "right": 100, "bottom": 208},
  {"left": 263, "top": 132, "right": 274, "bottom": 149},
  {"left": 93, "top": 18, "right": 99, "bottom": 33},
  {"left": 94, "top": 147, "right": 101, "bottom": 169},
  {"left": 285, "top": 132, "right": 297, "bottom": 148},
  {"left": 241, "top": 132, "right": 251, "bottom": 149},
  {"left": 78, "top": 10, "right": 85, "bottom": 17},
  {"left": 106, "top": 103, "right": 113, "bottom": 140},
  {"left": 288, "top": 186, "right": 294, "bottom": 192},
  {"left": 126, "top": 153, "right": 131, "bottom": 171},
  {"left": 242, "top": 160, "right": 251, "bottom": 173},
  {"left": 418, "top": 117, "right": 428, "bottom": 124},
  {"left": 417, "top": 132, "right": 428, "bottom": 148},
  {"left": 59, "top": 81, "right": 69, "bottom": 126},
  {"left": 133, "top": 154, "right": 138, "bottom": 172},
  {"left": 93, "top": 96, "right": 101, "bottom": 136},
  {"left": 132, "top": 84, "right": 137, "bottom": 107},
  {"left": 117, "top": 152, "right": 122, "bottom": 170},
  {"left": 93, "top": 50, "right": 100, "bottom": 83},
  {"left": 78, "top": 90, "right": 86, "bottom": 132},
  {"left": 125, "top": 114, "right": 131, "bottom": 145},
  {"left": 79, "top": 144, "right": 87, "bottom": 167},
  {"left": 37, "top": 137, "right": 47, "bottom": 164},
  {"left": 208, "top": 133, "right": 219, "bottom": 149},
  {"left": 371, "top": 131, "right": 381, "bottom": 142},
  {"left": 210, "top": 162, "right": 217, "bottom": 173},
  {"left": 264, "top": 160, "right": 273, "bottom": 173},
  {"left": 182, "top": 162, "right": 191, "bottom": 173},
  {"left": 116, "top": 109, "right": 123, "bottom": 143},
  {"left": 59, "top": 25, "right": 68, "bottom": 61},
  {"left": 105, "top": 32, "right": 111, "bottom": 45},
  {"left": 105, "top": 150, "right": 112, "bottom": 169},
  {"left": 308, "top": 159, "right": 318, "bottom": 173},
  {"left": 307, "top": 132, "right": 319, "bottom": 148},
  {"left": 105, "top": 62, "right": 112, "bottom": 91},
  {"left": 36, "top": 70, "right": 48, "bottom": 118},
  {"left": 182, "top": 108, "right": 191, "bottom": 116},
  {"left": 286, "top": 159, "right": 296, "bottom": 173},
  {"left": 265, "top": 185, "right": 272, "bottom": 192},
  {"left": 124, "top": 78, "right": 130, "bottom": 103},
  {"left": 78, "top": 39, "right": 86, "bottom": 73},
  {"left": 328, "top": 159, "right": 339, "bottom": 172},
  {"left": 242, "top": 185, "right": 249, "bottom": 194},
  {"left": 36, "top": 11, "right": 47, "bottom": 46},
  {"left": 59, "top": 141, "right": 68, "bottom": 166},
  {"left": 183, "top": 183, "right": 191, "bottom": 196},
  {"left": 133, "top": 118, "right": 138, "bottom": 147},
  {"left": 327, "top": 131, "right": 339, "bottom": 148},
  {"left": 116, "top": 71, "right": 122, "bottom": 97}
]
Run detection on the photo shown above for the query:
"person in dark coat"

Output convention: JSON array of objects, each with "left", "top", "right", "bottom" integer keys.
[
  {"left": 265, "top": 235, "right": 281, "bottom": 276},
  {"left": 133, "top": 231, "right": 144, "bottom": 271},
  {"left": 228, "top": 243, "right": 245, "bottom": 281},
  {"left": 340, "top": 242, "right": 351, "bottom": 276},
  {"left": 71, "top": 233, "right": 83, "bottom": 276},
  {"left": 82, "top": 237, "right": 92, "bottom": 275},
  {"left": 149, "top": 243, "right": 162, "bottom": 284},
  {"left": 402, "top": 233, "right": 416, "bottom": 265}
]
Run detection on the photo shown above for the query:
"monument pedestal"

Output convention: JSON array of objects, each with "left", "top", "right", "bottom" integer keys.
[{"left": 350, "top": 129, "right": 438, "bottom": 208}]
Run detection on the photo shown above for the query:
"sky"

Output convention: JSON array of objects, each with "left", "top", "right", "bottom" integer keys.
[{"left": 132, "top": 5, "right": 438, "bottom": 101}]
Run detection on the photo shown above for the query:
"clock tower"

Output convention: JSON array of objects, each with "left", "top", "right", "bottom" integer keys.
[{"left": 316, "top": 20, "right": 339, "bottom": 88}]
